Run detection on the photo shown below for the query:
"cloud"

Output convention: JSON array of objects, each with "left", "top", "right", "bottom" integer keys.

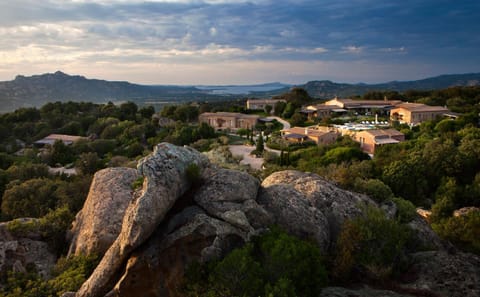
[
  {"left": 0, "top": 0, "right": 479, "bottom": 83},
  {"left": 341, "top": 46, "right": 364, "bottom": 54}
]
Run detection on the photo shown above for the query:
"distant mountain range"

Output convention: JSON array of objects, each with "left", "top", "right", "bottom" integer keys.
[
  {"left": 301, "top": 73, "right": 480, "bottom": 98},
  {"left": 1, "top": 71, "right": 479, "bottom": 113}
]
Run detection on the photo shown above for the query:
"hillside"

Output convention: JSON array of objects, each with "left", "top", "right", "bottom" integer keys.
[
  {"left": 0, "top": 71, "right": 210, "bottom": 112},
  {"left": 1, "top": 71, "right": 480, "bottom": 112},
  {"left": 301, "top": 73, "right": 480, "bottom": 98}
]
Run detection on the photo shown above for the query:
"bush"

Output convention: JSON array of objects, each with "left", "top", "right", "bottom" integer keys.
[
  {"left": 391, "top": 197, "right": 417, "bottom": 223},
  {"left": 185, "top": 163, "right": 202, "bottom": 186},
  {"left": 181, "top": 227, "right": 328, "bottom": 297},
  {"left": 432, "top": 210, "right": 480, "bottom": 254},
  {"left": 353, "top": 178, "right": 394, "bottom": 203},
  {"left": 1, "top": 178, "right": 60, "bottom": 219},
  {"left": 333, "top": 205, "right": 411, "bottom": 281},
  {"left": 0, "top": 254, "right": 99, "bottom": 297}
]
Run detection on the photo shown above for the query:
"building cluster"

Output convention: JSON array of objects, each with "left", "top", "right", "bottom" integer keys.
[
  {"left": 198, "top": 112, "right": 260, "bottom": 131},
  {"left": 301, "top": 97, "right": 453, "bottom": 125},
  {"left": 280, "top": 124, "right": 405, "bottom": 155},
  {"left": 198, "top": 97, "right": 458, "bottom": 155}
]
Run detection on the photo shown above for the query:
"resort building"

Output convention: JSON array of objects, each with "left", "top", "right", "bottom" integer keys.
[
  {"left": 199, "top": 112, "right": 259, "bottom": 131},
  {"left": 324, "top": 97, "right": 403, "bottom": 115},
  {"left": 303, "top": 97, "right": 403, "bottom": 120},
  {"left": 281, "top": 126, "right": 339, "bottom": 145},
  {"left": 353, "top": 129, "right": 405, "bottom": 154},
  {"left": 390, "top": 103, "right": 450, "bottom": 125}
]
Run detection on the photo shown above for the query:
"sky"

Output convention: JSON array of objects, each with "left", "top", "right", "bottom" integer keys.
[{"left": 0, "top": 0, "right": 479, "bottom": 85}]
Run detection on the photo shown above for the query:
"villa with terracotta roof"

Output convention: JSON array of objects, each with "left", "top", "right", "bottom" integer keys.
[
  {"left": 353, "top": 129, "right": 405, "bottom": 154},
  {"left": 390, "top": 103, "right": 450, "bottom": 125},
  {"left": 199, "top": 112, "right": 259, "bottom": 131},
  {"left": 281, "top": 126, "right": 339, "bottom": 145},
  {"left": 303, "top": 97, "right": 403, "bottom": 120}
]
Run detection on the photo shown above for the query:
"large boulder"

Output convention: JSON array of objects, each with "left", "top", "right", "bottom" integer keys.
[
  {"left": 261, "top": 170, "right": 375, "bottom": 240},
  {"left": 76, "top": 143, "right": 210, "bottom": 297},
  {"left": 104, "top": 206, "right": 250, "bottom": 297},
  {"left": 258, "top": 183, "right": 330, "bottom": 252},
  {"left": 68, "top": 167, "right": 139, "bottom": 257},
  {"left": 194, "top": 168, "right": 272, "bottom": 230},
  {"left": 102, "top": 169, "right": 271, "bottom": 297},
  {"left": 0, "top": 220, "right": 56, "bottom": 280},
  {"left": 407, "top": 251, "right": 480, "bottom": 297}
]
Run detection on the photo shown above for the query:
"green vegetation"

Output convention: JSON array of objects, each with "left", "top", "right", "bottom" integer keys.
[
  {"left": 181, "top": 227, "right": 328, "bottom": 297},
  {"left": 0, "top": 254, "right": 99, "bottom": 297},
  {"left": 432, "top": 209, "right": 480, "bottom": 254},
  {"left": 333, "top": 205, "right": 412, "bottom": 282},
  {"left": 1, "top": 85, "right": 480, "bottom": 293}
]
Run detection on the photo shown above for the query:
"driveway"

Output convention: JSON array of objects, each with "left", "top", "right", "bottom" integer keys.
[
  {"left": 228, "top": 144, "right": 280, "bottom": 171},
  {"left": 228, "top": 145, "right": 264, "bottom": 170},
  {"left": 266, "top": 116, "right": 290, "bottom": 129}
]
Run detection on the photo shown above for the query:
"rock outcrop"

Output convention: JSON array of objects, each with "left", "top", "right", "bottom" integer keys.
[
  {"left": 68, "top": 167, "right": 139, "bottom": 257},
  {"left": 407, "top": 251, "right": 480, "bottom": 297},
  {"left": 76, "top": 143, "right": 210, "bottom": 297},
  {"left": 62, "top": 144, "right": 479, "bottom": 297},
  {"left": 0, "top": 219, "right": 56, "bottom": 279},
  {"left": 261, "top": 170, "right": 374, "bottom": 241}
]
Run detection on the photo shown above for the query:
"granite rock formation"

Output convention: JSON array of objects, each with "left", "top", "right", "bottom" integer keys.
[
  {"left": 75, "top": 143, "right": 210, "bottom": 297},
  {"left": 0, "top": 219, "right": 56, "bottom": 280},
  {"left": 68, "top": 167, "right": 140, "bottom": 257},
  {"left": 60, "top": 143, "right": 479, "bottom": 297}
]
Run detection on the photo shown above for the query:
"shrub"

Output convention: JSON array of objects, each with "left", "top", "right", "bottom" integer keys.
[
  {"left": 181, "top": 227, "right": 328, "bottom": 297},
  {"left": 1, "top": 178, "right": 60, "bottom": 219},
  {"left": 185, "top": 163, "right": 202, "bottom": 186},
  {"left": 353, "top": 178, "right": 394, "bottom": 202},
  {"left": 432, "top": 210, "right": 480, "bottom": 254},
  {"left": 131, "top": 176, "right": 145, "bottom": 191},
  {"left": 0, "top": 254, "right": 99, "bottom": 297},
  {"left": 333, "top": 205, "right": 411, "bottom": 281},
  {"left": 391, "top": 197, "right": 417, "bottom": 223}
]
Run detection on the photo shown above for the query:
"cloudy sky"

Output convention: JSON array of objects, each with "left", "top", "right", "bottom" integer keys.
[{"left": 1, "top": 0, "right": 479, "bottom": 85}]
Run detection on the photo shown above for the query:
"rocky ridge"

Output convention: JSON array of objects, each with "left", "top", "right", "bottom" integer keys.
[{"left": 52, "top": 143, "right": 480, "bottom": 297}]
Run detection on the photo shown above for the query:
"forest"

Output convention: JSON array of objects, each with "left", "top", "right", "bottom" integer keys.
[{"left": 0, "top": 86, "right": 479, "bottom": 296}]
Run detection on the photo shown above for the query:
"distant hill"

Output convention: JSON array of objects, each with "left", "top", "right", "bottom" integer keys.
[
  {"left": 1, "top": 71, "right": 479, "bottom": 112},
  {"left": 301, "top": 73, "right": 480, "bottom": 98},
  {"left": 0, "top": 71, "right": 213, "bottom": 112}
]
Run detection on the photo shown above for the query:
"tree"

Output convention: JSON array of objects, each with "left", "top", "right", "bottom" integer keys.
[
  {"left": 264, "top": 104, "right": 273, "bottom": 115},
  {"left": 1, "top": 178, "right": 61, "bottom": 219},
  {"left": 274, "top": 101, "right": 286, "bottom": 116},
  {"left": 75, "top": 152, "right": 102, "bottom": 175},
  {"left": 283, "top": 87, "right": 313, "bottom": 106},
  {"left": 290, "top": 112, "right": 306, "bottom": 126},
  {"left": 119, "top": 101, "right": 138, "bottom": 121},
  {"left": 282, "top": 102, "right": 296, "bottom": 119},
  {"left": 139, "top": 105, "right": 155, "bottom": 119},
  {"left": 47, "top": 140, "right": 75, "bottom": 166},
  {"left": 256, "top": 134, "right": 265, "bottom": 154}
]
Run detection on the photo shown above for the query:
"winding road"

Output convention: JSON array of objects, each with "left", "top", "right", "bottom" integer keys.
[{"left": 228, "top": 116, "right": 290, "bottom": 170}]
